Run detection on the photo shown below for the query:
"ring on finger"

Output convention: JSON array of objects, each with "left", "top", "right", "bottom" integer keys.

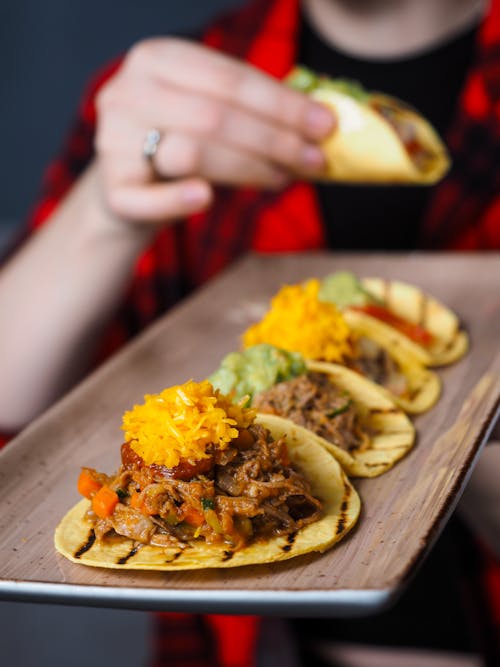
[{"left": 142, "top": 128, "right": 162, "bottom": 162}]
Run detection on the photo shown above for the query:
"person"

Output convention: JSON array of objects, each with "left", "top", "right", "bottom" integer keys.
[{"left": 0, "top": 0, "right": 499, "bottom": 665}]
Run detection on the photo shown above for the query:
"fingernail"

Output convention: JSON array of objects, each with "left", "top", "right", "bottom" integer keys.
[
  {"left": 182, "top": 183, "right": 210, "bottom": 206},
  {"left": 301, "top": 144, "right": 326, "bottom": 171},
  {"left": 306, "top": 103, "right": 335, "bottom": 137}
]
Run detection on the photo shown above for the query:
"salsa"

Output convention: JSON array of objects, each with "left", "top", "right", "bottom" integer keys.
[{"left": 351, "top": 304, "right": 433, "bottom": 346}]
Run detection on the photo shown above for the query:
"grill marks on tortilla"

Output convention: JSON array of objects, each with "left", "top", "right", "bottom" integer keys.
[
  {"left": 222, "top": 550, "right": 234, "bottom": 562},
  {"left": 443, "top": 337, "right": 457, "bottom": 352},
  {"left": 335, "top": 485, "right": 352, "bottom": 536},
  {"left": 165, "top": 551, "right": 183, "bottom": 564},
  {"left": 74, "top": 529, "right": 96, "bottom": 559},
  {"left": 378, "top": 280, "right": 455, "bottom": 347},
  {"left": 117, "top": 544, "right": 141, "bottom": 565},
  {"left": 282, "top": 531, "right": 298, "bottom": 552}
]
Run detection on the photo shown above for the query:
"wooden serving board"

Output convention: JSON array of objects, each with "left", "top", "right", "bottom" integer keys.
[{"left": 0, "top": 253, "right": 499, "bottom": 616}]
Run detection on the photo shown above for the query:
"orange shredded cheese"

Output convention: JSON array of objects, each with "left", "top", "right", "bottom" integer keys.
[
  {"left": 243, "top": 279, "right": 352, "bottom": 362},
  {"left": 122, "top": 380, "right": 255, "bottom": 468}
]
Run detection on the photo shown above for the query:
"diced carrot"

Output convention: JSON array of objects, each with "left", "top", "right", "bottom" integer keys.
[
  {"left": 181, "top": 505, "right": 205, "bottom": 527},
  {"left": 92, "top": 486, "right": 119, "bottom": 519},
  {"left": 77, "top": 469, "right": 102, "bottom": 499}
]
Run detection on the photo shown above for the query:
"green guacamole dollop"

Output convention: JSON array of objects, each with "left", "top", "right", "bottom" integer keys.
[
  {"left": 209, "top": 344, "right": 307, "bottom": 403},
  {"left": 318, "top": 271, "right": 376, "bottom": 309}
]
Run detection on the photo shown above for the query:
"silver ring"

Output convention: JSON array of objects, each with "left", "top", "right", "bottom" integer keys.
[{"left": 143, "top": 128, "right": 161, "bottom": 161}]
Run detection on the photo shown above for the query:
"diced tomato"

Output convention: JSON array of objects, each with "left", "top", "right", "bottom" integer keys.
[
  {"left": 352, "top": 304, "right": 434, "bottom": 346},
  {"left": 121, "top": 441, "right": 213, "bottom": 481},
  {"left": 161, "top": 457, "right": 214, "bottom": 481},
  {"left": 234, "top": 428, "right": 254, "bottom": 449},
  {"left": 121, "top": 442, "right": 143, "bottom": 468}
]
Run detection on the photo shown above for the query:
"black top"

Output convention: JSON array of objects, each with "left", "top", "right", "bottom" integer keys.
[{"left": 299, "top": 14, "right": 477, "bottom": 249}]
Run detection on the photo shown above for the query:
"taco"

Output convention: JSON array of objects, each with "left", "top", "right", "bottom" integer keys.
[
  {"left": 319, "top": 272, "right": 468, "bottom": 367},
  {"left": 210, "top": 345, "right": 415, "bottom": 477},
  {"left": 242, "top": 280, "right": 440, "bottom": 413},
  {"left": 287, "top": 66, "right": 450, "bottom": 184},
  {"left": 55, "top": 380, "right": 359, "bottom": 570}
]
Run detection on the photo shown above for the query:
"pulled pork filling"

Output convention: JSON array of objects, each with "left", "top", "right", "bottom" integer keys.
[
  {"left": 253, "top": 372, "right": 369, "bottom": 453},
  {"left": 346, "top": 336, "right": 409, "bottom": 398},
  {"left": 84, "top": 424, "right": 322, "bottom": 551}
]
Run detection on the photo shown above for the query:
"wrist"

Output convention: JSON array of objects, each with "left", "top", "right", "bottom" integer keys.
[{"left": 73, "top": 162, "right": 157, "bottom": 250}]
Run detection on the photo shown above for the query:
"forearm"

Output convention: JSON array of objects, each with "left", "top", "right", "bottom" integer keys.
[{"left": 0, "top": 164, "right": 153, "bottom": 432}]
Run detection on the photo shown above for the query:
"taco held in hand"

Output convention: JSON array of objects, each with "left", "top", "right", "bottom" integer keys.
[
  {"left": 55, "top": 380, "right": 359, "bottom": 570},
  {"left": 210, "top": 345, "right": 415, "bottom": 478},
  {"left": 288, "top": 66, "right": 450, "bottom": 184}
]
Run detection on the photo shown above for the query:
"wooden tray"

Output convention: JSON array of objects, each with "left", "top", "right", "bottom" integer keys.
[{"left": 0, "top": 253, "right": 499, "bottom": 616}]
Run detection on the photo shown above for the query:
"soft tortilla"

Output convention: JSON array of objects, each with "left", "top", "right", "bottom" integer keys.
[
  {"left": 55, "top": 417, "right": 360, "bottom": 571},
  {"left": 357, "top": 278, "right": 469, "bottom": 366},
  {"left": 343, "top": 311, "right": 441, "bottom": 414},
  {"left": 311, "top": 88, "right": 450, "bottom": 184},
  {"left": 290, "top": 362, "right": 416, "bottom": 477}
]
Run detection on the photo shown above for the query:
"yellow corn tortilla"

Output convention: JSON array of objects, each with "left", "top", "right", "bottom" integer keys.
[
  {"left": 344, "top": 315, "right": 441, "bottom": 414},
  {"left": 269, "top": 362, "right": 416, "bottom": 478},
  {"left": 311, "top": 86, "right": 450, "bottom": 184},
  {"left": 55, "top": 416, "right": 360, "bottom": 571},
  {"left": 355, "top": 278, "right": 469, "bottom": 366}
]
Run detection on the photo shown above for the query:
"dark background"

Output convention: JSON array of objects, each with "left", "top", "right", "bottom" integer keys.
[
  {"left": 0, "top": 3, "right": 240, "bottom": 665},
  {"left": 0, "top": 0, "right": 243, "bottom": 250}
]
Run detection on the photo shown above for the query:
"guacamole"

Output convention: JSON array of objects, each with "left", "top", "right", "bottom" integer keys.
[
  {"left": 209, "top": 344, "right": 307, "bottom": 402},
  {"left": 319, "top": 271, "right": 377, "bottom": 309}
]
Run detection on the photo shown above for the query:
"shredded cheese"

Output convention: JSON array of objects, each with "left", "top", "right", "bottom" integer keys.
[
  {"left": 122, "top": 380, "right": 255, "bottom": 468},
  {"left": 243, "top": 279, "right": 352, "bottom": 362}
]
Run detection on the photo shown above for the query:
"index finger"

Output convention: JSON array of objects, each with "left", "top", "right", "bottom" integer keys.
[{"left": 126, "top": 39, "right": 336, "bottom": 141}]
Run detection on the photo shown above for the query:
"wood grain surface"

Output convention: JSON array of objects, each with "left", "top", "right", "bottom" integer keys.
[{"left": 0, "top": 253, "right": 499, "bottom": 613}]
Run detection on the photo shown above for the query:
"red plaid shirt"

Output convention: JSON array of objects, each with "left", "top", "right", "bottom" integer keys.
[{"left": 9, "top": 0, "right": 500, "bottom": 664}]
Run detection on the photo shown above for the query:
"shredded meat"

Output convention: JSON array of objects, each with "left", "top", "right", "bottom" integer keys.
[
  {"left": 253, "top": 372, "right": 367, "bottom": 452},
  {"left": 346, "top": 336, "right": 408, "bottom": 397},
  {"left": 85, "top": 425, "right": 322, "bottom": 551}
]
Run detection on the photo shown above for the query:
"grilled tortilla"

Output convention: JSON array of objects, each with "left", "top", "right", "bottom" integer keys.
[
  {"left": 344, "top": 321, "right": 441, "bottom": 414},
  {"left": 288, "top": 66, "right": 450, "bottom": 184},
  {"left": 55, "top": 416, "right": 359, "bottom": 571},
  {"left": 255, "top": 362, "right": 415, "bottom": 478},
  {"left": 354, "top": 278, "right": 469, "bottom": 366},
  {"left": 211, "top": 347, "right": 415, "bottom": 477}
]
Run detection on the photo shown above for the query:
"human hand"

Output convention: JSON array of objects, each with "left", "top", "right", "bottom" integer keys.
[{"left": 94, "top": 38, "right": 335, "bottom": 224}]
